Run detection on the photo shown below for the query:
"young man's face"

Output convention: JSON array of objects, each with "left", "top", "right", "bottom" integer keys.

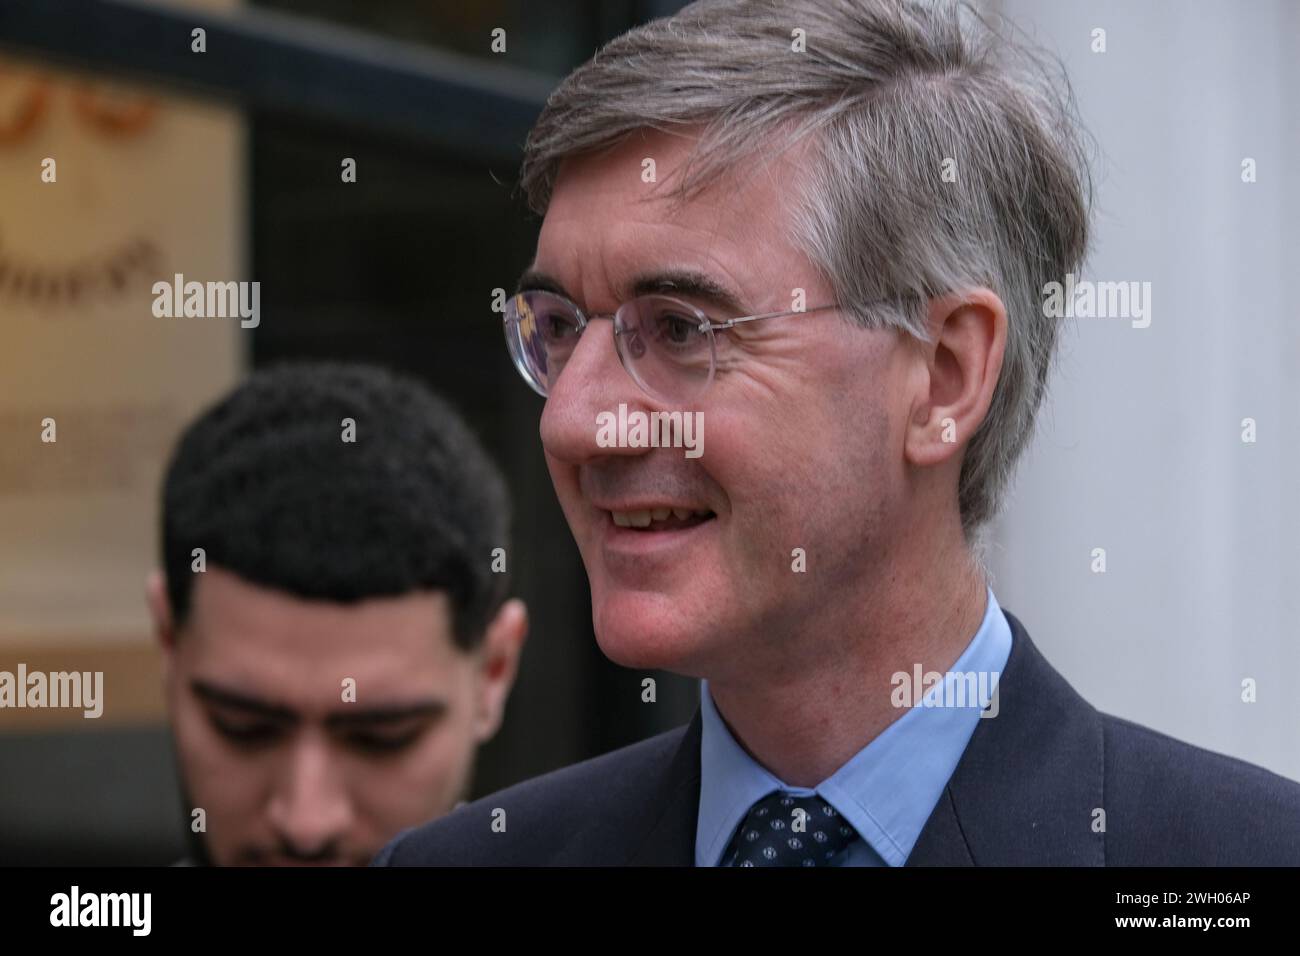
[{"left": 152, "top": 566, "right": 524, "bottom": 866}]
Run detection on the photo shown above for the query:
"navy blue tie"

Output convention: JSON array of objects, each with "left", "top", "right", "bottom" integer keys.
[{"left": 722, "top": 791, "right": 861, "bottom": 866}]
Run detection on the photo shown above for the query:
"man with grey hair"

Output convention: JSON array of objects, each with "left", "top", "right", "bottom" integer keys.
[{"left": 377, "top": 0, "right": 1300, "bottom": 866}]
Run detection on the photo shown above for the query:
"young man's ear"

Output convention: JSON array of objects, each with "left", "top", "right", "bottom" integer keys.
[
  {"left": 473, "top": 598, "right": 529, "bottom": 744},
  {"left": 146, "top": 569, "right": 176, "bottom": 651}
]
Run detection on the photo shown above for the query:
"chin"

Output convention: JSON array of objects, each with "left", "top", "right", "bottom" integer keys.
[{"left": 591, "top": 589, "right": 710, "bottom": 674}]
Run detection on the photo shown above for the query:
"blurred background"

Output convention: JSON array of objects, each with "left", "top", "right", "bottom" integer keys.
[
  {"left": 0, "top": 0, "right": 697, "bottom": 865},
  {"left": 0, "top": 0, "right": 1296, "bottom": 864}
]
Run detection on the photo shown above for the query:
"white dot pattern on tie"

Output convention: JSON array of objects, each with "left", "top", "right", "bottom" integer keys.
[{"left": 722, "top": 791, "right": 861, "bottom": 867}]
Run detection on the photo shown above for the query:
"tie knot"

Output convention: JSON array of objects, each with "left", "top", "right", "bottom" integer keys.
[{"left": 722, "top": 791, "right": 860, "bottom": 867}]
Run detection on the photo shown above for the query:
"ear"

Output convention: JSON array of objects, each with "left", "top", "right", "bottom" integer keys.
[
  {"left": 472, "top": 598, "right": 529, "bottom": 744},
  {"left": 146, "top": 569, "right": 178, "bottom": 681},
  {"left": 903, "top": 288, "right": 1007, "bottom": 470}
]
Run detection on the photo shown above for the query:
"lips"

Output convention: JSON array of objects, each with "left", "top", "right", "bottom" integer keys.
[{"left": 609, "top": 506, "right": 714, "bottom": 530}]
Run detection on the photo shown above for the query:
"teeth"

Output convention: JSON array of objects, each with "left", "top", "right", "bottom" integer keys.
[{"left": 610, "top": 507, "right": 714, "bottom": 528}]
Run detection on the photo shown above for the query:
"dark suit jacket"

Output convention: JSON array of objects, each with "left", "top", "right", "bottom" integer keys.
[{"left": 374, "top": 610, "right": 1300, "bottom": 865}]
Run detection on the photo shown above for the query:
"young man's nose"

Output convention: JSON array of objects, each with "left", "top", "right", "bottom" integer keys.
[{"left": 265, "top": 732, "right": 354, "bottom": 859}]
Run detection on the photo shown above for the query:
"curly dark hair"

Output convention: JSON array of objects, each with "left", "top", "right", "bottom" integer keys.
[{"left": 160, "top": 362, "right": 510, "bottom": 650}]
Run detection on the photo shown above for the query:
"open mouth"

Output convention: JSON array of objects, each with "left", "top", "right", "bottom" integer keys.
[{"left": 607, "top": 507, "right": 715, "bottom": 531}]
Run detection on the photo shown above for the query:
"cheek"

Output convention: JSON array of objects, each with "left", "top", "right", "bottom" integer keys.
[
  {"left": 353, "top": 715, "right": 479, "bottom": 827},
  {"left": 706, "top": 391, "right": 860, "bottom": 510},
  {"left": 707, "top": 374, "right": 893, "bottom": 560},
  {"left": 170, "top": 703, "right": 267, "bottom": 858},
  {"left": 173, "top": 701, "right": 235, "bottom": 790}
]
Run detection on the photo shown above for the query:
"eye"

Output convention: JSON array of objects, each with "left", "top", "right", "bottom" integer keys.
[
  {"left": 661, "top": 313, "right": 696, "bottom": 344},
  {"left": 536, "top": 307, "right": 580, "bottom": 342},
  {"left": 210, "top": 714, "right": 282, "bottom": 747},
  {"left": 648, "top": 305, "right": 706, "bottom": 353}
]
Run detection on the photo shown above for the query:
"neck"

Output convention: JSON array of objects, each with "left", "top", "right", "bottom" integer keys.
[{"left": 707, "top": 519, "right": 988, "bottom": 787}]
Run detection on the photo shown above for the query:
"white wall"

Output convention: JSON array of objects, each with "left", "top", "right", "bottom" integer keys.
[{"left": 987, "top": 0, "right": 1300, "bottom": 780}]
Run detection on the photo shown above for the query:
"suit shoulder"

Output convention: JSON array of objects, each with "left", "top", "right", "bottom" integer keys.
[
  {"left": 1101, "top": 712, "right": 1300, "bottom": 864},
  {"left": 374, "top": 723, "right": 690, "bottom": 866}
]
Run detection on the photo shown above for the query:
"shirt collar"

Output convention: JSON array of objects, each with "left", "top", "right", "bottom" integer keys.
[{"left": 695, "top": 585, "right": 1012, "bottom": 866}]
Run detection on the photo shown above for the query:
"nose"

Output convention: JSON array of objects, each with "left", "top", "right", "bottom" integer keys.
[
  {"left": 540, "top": 315, "right": 659, "bottom": 465},
  {"left": 265, "top": 730, "right": 353, "bottom": 859}
]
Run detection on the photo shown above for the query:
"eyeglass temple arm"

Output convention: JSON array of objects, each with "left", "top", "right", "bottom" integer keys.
[{"left": 703, "top": 302, "right": 844, "bottom": 332}]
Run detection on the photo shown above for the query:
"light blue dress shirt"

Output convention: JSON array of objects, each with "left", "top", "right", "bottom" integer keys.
[{"left": 695, "top": 585, "right": 1013, "bottom": 866}]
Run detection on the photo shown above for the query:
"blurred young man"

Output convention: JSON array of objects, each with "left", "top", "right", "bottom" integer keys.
[{"left": 148, "top": 363, "right": 526, "bottom": 866}]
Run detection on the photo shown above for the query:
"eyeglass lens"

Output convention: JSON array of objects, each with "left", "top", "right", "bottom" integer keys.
[{"left": 505, "top": 291, "right": 715, "bottom": 400}]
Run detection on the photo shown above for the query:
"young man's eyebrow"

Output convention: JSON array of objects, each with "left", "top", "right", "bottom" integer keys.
[
  {"left": 325, "top": 700, "right": 448, "bottom": 728},
  {"left": 191, "top": 680, "right": 446, "bottom": 727},
  {"left": 191, "top": 680, "right": 297, "bottom": 722},
  {"left": 514, "top": 267, "right": 750, "bottom": 317}
]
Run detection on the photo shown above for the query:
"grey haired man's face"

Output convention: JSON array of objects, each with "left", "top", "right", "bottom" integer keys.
[{"left": 534, "top": 129, "right": 919, "bottom": 682}]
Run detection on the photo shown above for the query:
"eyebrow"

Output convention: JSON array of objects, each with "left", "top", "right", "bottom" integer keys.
[
  {"left": 191, "top": 679, "right": 446, "bottom": 726},
  {"left": 325, "top": 702, "right": 447, "bottom": 729},
  {"left": 515, "top": 267, "right": 750, "bottom": 318}
]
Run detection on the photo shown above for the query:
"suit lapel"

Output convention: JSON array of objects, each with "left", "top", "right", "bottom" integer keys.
[
  {"left": 907, "top": 610, "right": 1106, "bottom": 866},
  {"left": 625, "top": 709, "right": 703, "bottom": 865}
]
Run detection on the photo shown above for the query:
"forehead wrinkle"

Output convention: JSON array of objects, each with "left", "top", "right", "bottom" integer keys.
[
  {"left": 542, "top": 138, "right": 816, "bottom": 317},
  {"left": 593, "top": 215, "right": 764, "bottom": 315},
  {"left": 642, "top": 194, "right": 809, "bottom": 316}
]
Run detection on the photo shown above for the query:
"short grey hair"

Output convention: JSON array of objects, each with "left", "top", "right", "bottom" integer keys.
[{"left": 520, "top": 0, "right": 1092, "bottom": 542}]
